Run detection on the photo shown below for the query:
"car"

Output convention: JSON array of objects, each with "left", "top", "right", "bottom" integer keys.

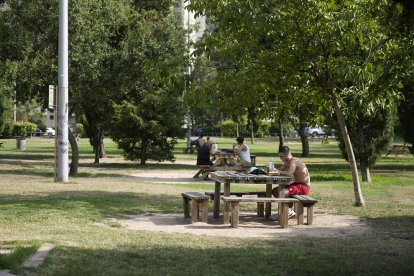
[
  {"left": 44, "top": 127, "right": 55, "bottom": 137},
  {"left": 307, "top": 127, "right": 326, "bottom": 137}
]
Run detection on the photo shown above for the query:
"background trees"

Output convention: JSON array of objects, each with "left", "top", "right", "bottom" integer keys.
[
  {"left": 188, "top": 0, "right": 411, "bottom": 206},
  {"left": 0, "top": 0, "right": 186, "bottom": 168}
]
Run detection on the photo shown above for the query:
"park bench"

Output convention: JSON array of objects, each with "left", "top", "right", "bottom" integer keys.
[
  {"left": 205, "top": 191, "right": 266, "bottom": 216},
  {"left": 291, "top": 195, "right": 318, "bottom": 225},
  {"left": 182, "top": 192, "right": 210, "bottom": 223},
  {"left": 221, "top": 196, "right": 299, "bottom": 228},
  {"left": 0, "top": 141, "right": 3, "bottom": 147},
  {"left": 386, "top": 145, "right": 410, "bottom": 156}
]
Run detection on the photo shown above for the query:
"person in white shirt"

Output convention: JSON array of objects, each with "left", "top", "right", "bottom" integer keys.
[{"left": 233, "top": 137, "right": 251, "bottom": 166}]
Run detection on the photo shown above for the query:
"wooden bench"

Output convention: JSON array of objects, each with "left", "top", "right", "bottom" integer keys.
[
  {"left": 291, "top": 195, "right": 318, "bottom": 225},
  {"left": 0, "top": 142, "right": 3, "bottom": 147},
  {"left": 221, "top": 197, "right": 299, "bottom": 228},
  {"left": 182, "top": 192, "right": 210, "bottom": 223},
  {"left": 205, "top": 191, "right": 266, "bottom": 217}
]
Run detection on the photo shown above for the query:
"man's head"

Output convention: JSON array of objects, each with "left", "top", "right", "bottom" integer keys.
[
  {"left": 279, "top": 146, "right": 292, "bottom": 161},
  {"left": 236, "top": 137, "right": 244, "bottom": 144}
]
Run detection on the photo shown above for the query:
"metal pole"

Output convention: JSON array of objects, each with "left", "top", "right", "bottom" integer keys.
[{"left": 57, "top": 0, "right": 69, "bottom": 182}]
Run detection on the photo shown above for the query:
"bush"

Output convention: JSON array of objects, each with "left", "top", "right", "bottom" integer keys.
[
  {"left": 12, "top": 122, "right": 37, "bottom": 137},
  {"left": 0, "top": 121, "right": 14, "bottom": 137},
  {"left": 75, "top": 123, "right": 85, "bottom": 137},
  {"left": 218, "top": 120, "right": 249, "bottom": 137}
]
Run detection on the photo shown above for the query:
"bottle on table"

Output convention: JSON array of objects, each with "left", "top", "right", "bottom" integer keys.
[{"left": 268, "top": 158, "right": 275, "bottom": 172}]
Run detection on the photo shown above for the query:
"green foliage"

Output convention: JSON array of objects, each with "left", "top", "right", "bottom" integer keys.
[
  {"left": 11, "top": 121, "right": 36, "bottom": 137},
  {"left": 337, "top": 106, "right": 394, "bottom": 168},
  {"left": 75, "top": 123, "right": 85, "bottom": 138},
  {"left": 218, "top": 119, "right": 249, "bottom": 137},
  {"left": 111, "top": 100, "right": 183, "bottom": 165},
  {"left": 397, "top": 80, "right": 414, "bottom": 151}
]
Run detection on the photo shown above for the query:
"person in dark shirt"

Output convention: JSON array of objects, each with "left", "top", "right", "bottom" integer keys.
[{"left": 196, "top": 140, "right": 213, "bottom": 165}]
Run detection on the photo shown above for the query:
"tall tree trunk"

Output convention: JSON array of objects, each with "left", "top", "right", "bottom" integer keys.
[
  {"left": 360, "top": 160, "right": 371, "bottom": 183},
  {"left": 140, "top": 139, "right": 147, "bottom": 165},
  {"left": 330, "top": 92, "right": 365, "bottom": 206},
  {"left": 299, "top": 123, "right": 309, "bottom": 157},
  {"left": 93, "top": 127, "right": 105, "bottom": 164},
  {"left": 250, "top": 118, "right": 254, "bottom": 144},
  {"left": 68, "top": 127, "right": 79, "bottom": 176},
  {"left": 278, "top": 117, "right": 284, "bottom": 152},
  {"left": 358, "top": 127, "right": 371, "bottom": 183},
  {"left": 220, "top": 112, "right": 224, "bottom": 138}
]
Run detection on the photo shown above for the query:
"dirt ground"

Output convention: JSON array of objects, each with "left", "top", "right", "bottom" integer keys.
[{"left": 123, "top": 169, "right": 370, "bottom": 238}]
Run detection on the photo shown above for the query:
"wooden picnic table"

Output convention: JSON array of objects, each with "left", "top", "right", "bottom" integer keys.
[
  {"left": 193, "top": 151, "right": 244, "bottom": 179},
  {"left": 209, "top": 171, "right": 293, "bottom": 226}
]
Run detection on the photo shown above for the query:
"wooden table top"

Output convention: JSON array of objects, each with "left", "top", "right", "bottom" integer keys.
[{"left": 210, "top": 171, "right": 292, "bottom": 184}]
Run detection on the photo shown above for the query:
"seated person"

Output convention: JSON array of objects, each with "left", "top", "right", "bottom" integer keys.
[
  {"left": 271, "top": 146, "right": 311, "bottom": 219},
  {"left": 196, "top": 134, "right": 205, "bottom": 148},
  {"left": 196, "top": 142, "right": 213, "bottom": 165},
  {"left": 232, "top": 136, "right": 252, "bottom": 166}
]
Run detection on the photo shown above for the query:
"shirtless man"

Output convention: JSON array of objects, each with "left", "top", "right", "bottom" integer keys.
[{"left": 271, "top": 146, "right": 310, "bottom": 198}]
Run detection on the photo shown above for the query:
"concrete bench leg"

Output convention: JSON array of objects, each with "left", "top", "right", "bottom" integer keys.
[
  {"left": 183, "top": 197, "right": 190, "bottom": 219},
  {"left": 307, "top": 205, "right": 314, "bottom": 225},
  {"left": 201, "top": 199, "right": 209, "bottom": 223},
  {"left": 191, "top": 199, "right": 199, "bottom": 223},
  {"left": 229, "top": 202, "right": 240, "bottom": 228},
  {"left": 281, "top": 203, "right": 289, "bottom": 228},
  {"left": 295, "top": 202, "right": 304, "bottom": 225}
]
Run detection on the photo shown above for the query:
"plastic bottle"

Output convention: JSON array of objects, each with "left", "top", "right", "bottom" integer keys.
[{"left": 268, "top": 158, "right": 275, "bottom": 172}]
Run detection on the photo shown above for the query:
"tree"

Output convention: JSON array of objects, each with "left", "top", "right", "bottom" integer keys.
[
  {"left": 188, "top": 0, "right": 404, "bottom": 206},
  {"left": 109, "top": 7, "right": 187, "bottom": 165},
  {"left": 337, "top": 106, "right": 394, "bottom": 182}
]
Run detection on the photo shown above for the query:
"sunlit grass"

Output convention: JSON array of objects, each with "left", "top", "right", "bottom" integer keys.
[{"left": 0, "top": 136, "right": 413, "bottom": 274}]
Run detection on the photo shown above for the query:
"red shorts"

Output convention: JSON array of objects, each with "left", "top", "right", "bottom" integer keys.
[{"left": 287, "top": 182, "right": 310, "bottom": 195}]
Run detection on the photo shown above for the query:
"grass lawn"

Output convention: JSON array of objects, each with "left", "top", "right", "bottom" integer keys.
[{"left": 0, "top": 136, "right": 413, "bottom": 275}]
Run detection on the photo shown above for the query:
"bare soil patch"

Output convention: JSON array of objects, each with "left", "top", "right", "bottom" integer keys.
[
  {"left": 126, "top": 169, "right": 369, "bottom": 238},
  {"left": 118, "top": 212, "right": 369, "bottom": 238}
]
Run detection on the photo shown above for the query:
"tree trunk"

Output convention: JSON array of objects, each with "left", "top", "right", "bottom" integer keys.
[
  {"left": 220, "top": 112, "right": 224, "bottom": 138},
  {"left": 360, "top": 160, "right": 371, "bottom": 183},
  {"left": 140, "top": 139, "right": 147, "bottom": 165},
  {"left": 330, "top": 92, "right": 365, "bottom": 206},
  {"left": 93, "top": 127, "right": 105, "bottom": 164},
  {"left": 299, "top": 123, "right": 309, "bottom": 157},
  {"left": 278, "top": 117, "right": 284, "bottom": 152},
  {"left": 68, "top": 127, "right": 79, "bottom": 176},
  {"left": 250, "top": 118, "right": 254, "bottom": 144},
  {"left": 358, "top": 127, "right": 371, "bottom": 183}
]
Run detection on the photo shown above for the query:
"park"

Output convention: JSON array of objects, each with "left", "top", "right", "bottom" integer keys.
[
  {"left": 1, "top": 0, "right": 414, "bottom": 275},
  {"left": 0, "top": 137, "right": 413, "bottom": 274}
]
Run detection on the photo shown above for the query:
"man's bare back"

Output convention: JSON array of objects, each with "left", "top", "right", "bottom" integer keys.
[{"left": 278, "top": 157, "right": 310, "bottom": 186}]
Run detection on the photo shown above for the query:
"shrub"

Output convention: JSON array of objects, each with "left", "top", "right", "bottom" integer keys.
[{"left": 12, "top": 122, "right": 37, "bottom": 137}]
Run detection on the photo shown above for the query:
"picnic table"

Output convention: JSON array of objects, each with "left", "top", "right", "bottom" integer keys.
[
  {"left": 193, "top": 151, "right": 244, "bottom": 179},
  {"left": 209, "top": 171, "right": 293, "bottom": 226}
]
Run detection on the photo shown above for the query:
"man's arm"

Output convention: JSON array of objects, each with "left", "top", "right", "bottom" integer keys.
[{"left": 278, "top": 161, "right": 297, "bottom": 176}]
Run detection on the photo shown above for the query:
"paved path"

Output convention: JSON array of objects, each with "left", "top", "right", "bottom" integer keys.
[{"left": 22, "top": 243, "right": 55, "bottom": 269}]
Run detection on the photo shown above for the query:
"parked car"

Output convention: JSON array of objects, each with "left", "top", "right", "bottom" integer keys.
[
  {"left": 44, "top": 127, "right": 55, "bottom": 137},
  {"left": 307, "top": 127, "right": 326, "bottom": 137}
]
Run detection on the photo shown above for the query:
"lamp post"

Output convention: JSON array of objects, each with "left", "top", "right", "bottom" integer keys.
[{"left": 56, "top": 0, "right": 69, "bottom": 182}]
